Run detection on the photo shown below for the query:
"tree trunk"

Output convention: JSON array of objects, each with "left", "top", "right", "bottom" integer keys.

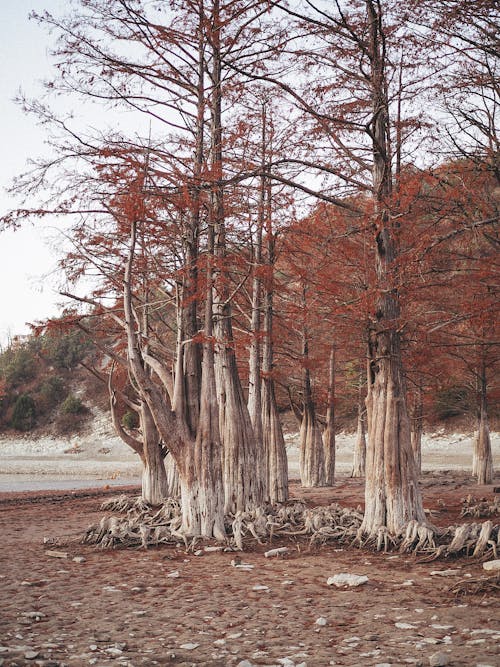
[
  {"left": 474, "top": 364, "right": 493, "bottom": 484},
  {"left": 140, "top": 402, "right": 170, "bottom": 504},
  {"left": 352, "top": 406, "right": 366, "bottom": 478},
  {"left": 210, "top": 0, "right": 263, "bottom": 513},
  {"left": 299, "top": 324, "right": 326, "bottom": 488},
  {"left": 361, "top": 0, "right": 425, "bottom": 536},
  {"left": 261, "top": 172, "right": 288, "bottom": 503},
  {"left": 322, "top": 344, "right": 336, "bottom": 486},
  {"left": 411, "top": 389, "right": 423, "bottom": 476}
]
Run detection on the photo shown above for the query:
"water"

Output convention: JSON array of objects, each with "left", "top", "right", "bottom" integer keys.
[{"left": 0, "top": 473, "right": 141, "bottom": 493}]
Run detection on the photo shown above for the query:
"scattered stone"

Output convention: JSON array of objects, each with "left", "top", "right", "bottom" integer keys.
[
  {"left": 44, "top": 551, "right": 68, "bottom": 559},
  {"left": 482, "top": 559, "right": 500, "bottom": 572},
  {"left": 430, "top": 570, "right": 460, "bottom": 577},
  {"left": 431, "top": 625, "right": 455, "bottom": 631},
  {"left": 72, "top": 556, "right": 86, "bottom": 563},
  {"left": 214, "top": 639, "right": 226, "bottom": 647},
  {"left": 24, "top": 651, "right": 39, "bottom": 660},
  {"left": 180, "top": 643, "right": 199, "bottom": 650},
  {"left": 204, "top": 546, "right": 224, "bottom": 552},
  {"left": 315, "top": 617, "right": 328, "bottom": 626},
  {"left": 21, "top": 612, "right": 45, "bottom": 622},
  {"left": 327, "top": 573, "right": 368, "bottom": 587},
  {"left": 89, "top": 645, "right": 98, "bottom": 652},
  {"left": 252, "top": 585, "right": 270, "bottom": 591},
  {"left": 277, "top": 659, "right": 295, "bottom": 667},
  {"left": 395, "top": 622, "right": 418, "bottom": 630},
  {"left": 429, "top": 652, "right": 449, "bottom": 666},
  {"left": 227, "top": 632, "right": 242, "bottom": 639},
  {"left": 167, "top": 571, "right": 180, "bottom": 578},
  {"left": 236, "top": 661, "right": 254, "bottom": 667},
  {"left": 264, "top": 547, "right": 289, "bottom": 558},
  {"left": 194, "top": 550, "right": 203, "bottom": 556},
  {"left": 106, "top": 647, "right": 123, "bottom": 656},
  {"left": 402, "top": 580, "right": 414, "bottom": 586}
]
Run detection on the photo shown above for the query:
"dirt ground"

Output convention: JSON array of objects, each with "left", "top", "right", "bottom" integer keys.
[{"left": 0, "top": 473, "right": 499, "bottom": 667}]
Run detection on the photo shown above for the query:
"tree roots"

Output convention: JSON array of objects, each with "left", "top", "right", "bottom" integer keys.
[{"left": 80, "top": 494, "right": 499, "bottom": 562}]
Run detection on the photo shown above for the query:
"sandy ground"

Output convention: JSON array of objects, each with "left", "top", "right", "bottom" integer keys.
[{"left": 0, "top": 474, "right": 499, "bottom": 667}]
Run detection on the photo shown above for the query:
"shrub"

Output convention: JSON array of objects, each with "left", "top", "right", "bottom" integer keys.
[
  {"left": 122, "top": 410, "right": 139, "bottom": 430},
  {"left": 42, "top": 330, "right": 93, "bottom": 370},
  {"left": 37, "top": 376, "right": 66, "bottom": 411},
  {"left": 434, "top": 385, "right": 472, "bottom": 420},
  {"left": 1, "top": 348, "right": 36, "bottom": 387},
  {"left": 11, "top": 394, "right": 37, "bottom": 431},
  {"left": 61, "top": 394, "right": 86, "bottom": 415}
]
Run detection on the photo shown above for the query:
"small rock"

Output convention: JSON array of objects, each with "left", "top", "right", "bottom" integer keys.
[
  {"left": 315, "top": 617, "right": 328, "bottom": 626},
  {"left": 204, "top": 546, "right": 224, "bottom": 552},
  {"left": 327, "top": 573, "right": 368, "bottom": 587},
  {"left": 402, "top": 580, "right": 414, "bottom": 586},
  {"left": 214, "top": 639, "right": 226, "bottom": 647},
  {"left": 180, "top": 643, "right": 199, "bottom": 650},
  {"left": 72, "top": 556, "right": 86, "bottom": 563},
  {"left": 24, "top": 651, "right": 39, "bottom": 660},
  {"left": 395, "top": 622, "right": 418, "bottom": 630},
  {"left": 429, "top": 652, "right": 449, "bottom": 666},
  {"left": 194, "top": 550, "right": 203, "bottom": 556},
  {"left": 106, "top": 647, "right": 123, "bottom": 656},
  {"left": 227, "top": 632, "right": 242, "bottom": 639},
  {"left": 264, "top": 547, "right": 289, "bottom": 558},
  {"left": 89, "top": 645, "right": 98, "bottom": 652},
  {"left": 282, "top": 580, "right": 294, "bottom": 585},
  {"left": 252, "top": 585, "right": 269, "bottom": 591},
  {"left": 167, "top": 570, "right": 180, "bottom": 578},
  {"left": 236, "top": 661, "right": 254, "bottom": 667},
  {"left": 44, "top": 550, "right": 69, "bottom": 559},
  {"left": 430, "top": 569, "right": 460, "bottom": 577},
  {"left": 482, "top": 559, "right": 500, "bottom": 572}
]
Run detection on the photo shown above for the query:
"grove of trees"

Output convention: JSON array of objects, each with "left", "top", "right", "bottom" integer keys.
[{"left": 2, "top": 0, "right": 498, "bottom": 541}]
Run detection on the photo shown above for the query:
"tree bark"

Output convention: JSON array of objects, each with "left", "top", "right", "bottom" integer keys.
[
  {"left": 210, "top": 0, "right": 263, "bottom": 513},
  {"left": 361, "top": 0, "right": 425, "bottom": 535},
  {"left": 299, "top": 320, "right": 326, "bottom": 488},
  {"left": 352, "top": 371, "right": 366, "bottom": 478},
  {"left": 411, "top": 388, "right": 423, "bottom": 476},
  {"left": 474, "top": 364, "right": 493, "bottom": 484},
  {"left": 322, "top": 344, "right": 336, "bottom": 486}
]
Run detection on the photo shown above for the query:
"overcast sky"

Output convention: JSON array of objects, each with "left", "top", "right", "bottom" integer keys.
[{"left": 0, "top": 1, "right": 73, "bottom": 347}]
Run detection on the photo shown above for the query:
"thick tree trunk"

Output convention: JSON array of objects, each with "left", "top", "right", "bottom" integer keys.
[
  {"left": 300, "top": 405, "right": 326, "bottom": 487},
  {"left": 322, "top": 345, "right": 336, "bottom": 486},
  {"left": 140, "top": 402, "right": 170, "bottom": 504},
  {"left": 361, "top": 0, "right": 425, "bottom": 536},
  {"left": 210, "top": 1, "right": 263, "bottom": 514}
]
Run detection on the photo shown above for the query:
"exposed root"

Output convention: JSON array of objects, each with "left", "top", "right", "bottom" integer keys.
[
  {"left": 81, "top": 494, "right": 499, "bottom": 559},
  {"left": 461, "top": 494, "right": 500, "bottom": 519},
  {"left": 449, "top": 573, "right": 500, "bottom": 598}
]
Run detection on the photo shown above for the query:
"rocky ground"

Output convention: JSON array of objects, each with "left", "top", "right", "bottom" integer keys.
[{"left": 0, "top": 473, "right": 499, "bottom": 667}]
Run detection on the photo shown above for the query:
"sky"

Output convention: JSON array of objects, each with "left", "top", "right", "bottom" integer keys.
[{"left": 0, "top": 1, "right": 75, "bottom": 347}]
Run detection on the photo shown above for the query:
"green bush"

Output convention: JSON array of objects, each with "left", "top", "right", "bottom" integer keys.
[
  {"left": 42, "top": 330, "right": 93, "bottom": 370},
  {"left": 61, "top": 394, "right": 86, "bottom": 415},
  {"left": 11, "top": 394, "right": 37, "bottom": 431},
  {"left": 434, "top": 385, "right": 472, "bottom": 420},
  {"left": 1, "top": 348, "right": 36, "bottom": 387},
  {"left": 122, "top": 410, "right": 139, "bottom": 430},
  {"left": 37, "top": 376, "right": 66, "bottom": 411}
]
